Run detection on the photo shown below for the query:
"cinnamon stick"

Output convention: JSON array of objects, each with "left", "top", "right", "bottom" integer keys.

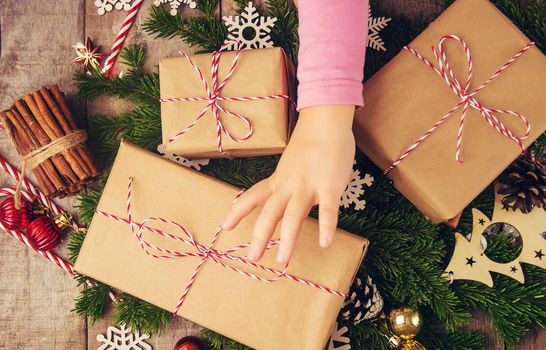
[
  {"left": 11, "top": 127, "right": 55, "bottom": 196},
  {"left": 15, "top": 99, "right": 79, "bottom": 184},
  {"left": 5, "top": 109, "right": 66, "bottom": 191},
  {"left": 1, "top": 111, "right": 56, "bottom": 196},
  {"left": 2, "top": 86, "right": 99, "bottom": 198},
  {"left": 49, "top": 85, "right": 100, "bottom": 177},
  {"left": 31, "top": 91, "right": 90, "bottom": 179},
  {"left": 38, "top": 87, "right": 95, "bottom": 176}
]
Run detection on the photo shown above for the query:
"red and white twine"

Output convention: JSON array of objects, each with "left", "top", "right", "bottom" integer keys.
[
  {"left": 160, "top": 40, "right": 291, "bottom": 155},
  {"left": 101, "top": 0, "right": 144, "bottom": 75},
  {"left": 384, "top": 35, "right": 534, "bottom": 175},
  {"left": 95, "top": 177, "right": 347, "bottom": 316}
]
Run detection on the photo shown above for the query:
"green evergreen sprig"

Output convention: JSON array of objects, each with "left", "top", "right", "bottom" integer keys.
[
  {"left": 114, "top": 293, "right": 172, "bottom": 336},
  {"left": 72, "top": 274, "right": 112, "bottom": 324}
]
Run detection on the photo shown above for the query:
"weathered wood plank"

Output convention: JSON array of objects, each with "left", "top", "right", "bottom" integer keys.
[{"left": 0, "top": 1, "right": 87, "bottom": 349}]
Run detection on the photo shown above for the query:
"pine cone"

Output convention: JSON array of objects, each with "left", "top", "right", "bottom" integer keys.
[
  {"left": 498, "top": 151, "right": 546, "bottom": 214},
  {"left": 338, "top": 276, "right": 384, "bottom": 325}
]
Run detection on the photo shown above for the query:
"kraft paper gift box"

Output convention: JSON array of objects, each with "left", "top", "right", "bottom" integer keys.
[
  {"left": 74, "top": 141, "right": 368, "bottom": 350},
  {"left": 354, "top": 0, "right": 546, "bottom": 223},
  {"left": 159, "top": 47, "right": 294, "bottom": 158}
]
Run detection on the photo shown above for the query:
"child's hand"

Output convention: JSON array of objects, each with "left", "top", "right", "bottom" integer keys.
[{"left": 222, "top": 105, "right": 356, "bottom": 264}]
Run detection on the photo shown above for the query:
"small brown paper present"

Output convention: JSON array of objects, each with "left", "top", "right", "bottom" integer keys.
[
  {"left": 74, "top": 142, "right": 368, "bottom": 350},
  {"left": 354, "top": 0, "right": 546, "bottom": 223},
  {"left": 160, "top": 47, "right": 294, "bottom": 158}
]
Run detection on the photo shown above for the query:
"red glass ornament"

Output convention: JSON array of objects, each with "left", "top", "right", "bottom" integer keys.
[
  {"left": 0, "top": 197, "right": 33, "bottom": 231},
  {"left": 26, "top": 216, "right": 60, "bottom": 251},
  {"left": 173, "top": 336, "right": 209, "bottom": 350}
]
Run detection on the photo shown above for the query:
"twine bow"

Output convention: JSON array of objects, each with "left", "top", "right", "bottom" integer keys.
[
  {"left": 384, "top": 35, "right": 534, "bottom": 175},
  {"left": 160, "top": 40, "right": 291, "bottom": 156},
  {"left": 95, "top": 177, "right": 347, "bottom": 316}
]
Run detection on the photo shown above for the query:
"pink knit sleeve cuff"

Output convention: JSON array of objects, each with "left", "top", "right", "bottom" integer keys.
[{"left": 297, "top": 79, "right": 364, "bottom": 111}]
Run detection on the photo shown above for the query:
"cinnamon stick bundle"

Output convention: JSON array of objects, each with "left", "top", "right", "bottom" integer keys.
[{"left": 1, "top": 85, "right": 100, "bottom": 198}]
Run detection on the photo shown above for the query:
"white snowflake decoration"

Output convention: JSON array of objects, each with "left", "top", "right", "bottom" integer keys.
[
  {"left": 326, "top": 322, "right": 351, "bottom": 350},
  {"left": 157, "top": 144, "right": 210, "bottom": 170},
  {"left": 96, "top": 324, "right": 152, "bottom": 350},
  {"left": 368, "top": 5, "right": 391, "bottom": 52},
  {"left": 94, "top": 0, "right": 132, "bottom": 15},
  {"left": 154, "top": 0, "right": 197, "bottom": 16},
  {"left": 223, "top": 2, "right": 277, "bottom": 50},
  {"left": 341, "top": 164, "right": 374, "bottom": 211}
]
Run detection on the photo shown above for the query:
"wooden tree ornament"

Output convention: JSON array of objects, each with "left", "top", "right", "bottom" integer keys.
[{"left": 444, "top": 184, "right": 546, "bottom": 287}]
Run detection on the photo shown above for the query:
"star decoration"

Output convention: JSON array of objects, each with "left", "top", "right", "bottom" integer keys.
[
  {"left": 478, "top": 218, "right": 486, "bottom": 225},
  {"left": 465, "top": 256, "right": 476, "bottom": 267},
  {"left": 74, "top": 37, "right": 106, "bottom": 70},
  {"left": 535, "top": 249, "right": 544, "bottom": 260},
  {"left": 510, "top": 266, "right": 518, "bottom": 273}
]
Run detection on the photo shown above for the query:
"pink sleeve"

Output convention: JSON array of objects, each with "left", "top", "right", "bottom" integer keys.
[{"left": 296, "top": 0, "right": 368, "bottom": 110}]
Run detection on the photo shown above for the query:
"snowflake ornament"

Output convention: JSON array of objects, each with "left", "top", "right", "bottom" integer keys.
[
  {"left": 223, "top": 2, "right": 277, "bottom": 50},
  {"left": 154, "top": 0, "right": 197, "bottom": 16},
  {"left": 326, "top": 322, "right": 351, "bottom": 350},
  {"left": 368, "top": 5, "right": 391, "bottom": 52},
  {"left": 340, "top": 164, "right": 374, "bottom": 211},
  {"left": 94, "top": 0, "right": 132, "bottom": 15},
  {"left": 157, "top": 144, "right": 210, "bottom": 170},
  {"left": 96, "top": 324, "right": 152, "bottom": 350}
]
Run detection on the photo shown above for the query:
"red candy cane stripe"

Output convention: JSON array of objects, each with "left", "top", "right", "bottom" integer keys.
[
  {"left": 160, "top": 40, "right": 291, "bottom": 156},
  {"left": 101, "top": 0, "right": 144, "bottom": 75},
  {"left": 384, "top": 35, "right": 534, "bottom": 175},
  {"left": 95, "top": 177, "right": 347, "bottom": 316}
]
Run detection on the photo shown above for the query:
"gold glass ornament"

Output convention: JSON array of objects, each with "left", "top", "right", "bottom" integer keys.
[{"left": 388, "top": 307, "right": 422, "bottom": 339}]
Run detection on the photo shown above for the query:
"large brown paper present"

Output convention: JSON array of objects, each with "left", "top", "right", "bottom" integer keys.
[
  {"left": 74, "top": 142, "right": 368, "bottom": 350},
  {"left": 354, "top": 0, "right": 546, "bottom": 223},
  {"left": 160, "top": 47, "right": 293, "bottom": 158}
]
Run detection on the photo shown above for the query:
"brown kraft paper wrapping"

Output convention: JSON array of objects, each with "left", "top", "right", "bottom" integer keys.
[
  {"left": 354, "top": 0, "right": 546, "bottom": 223},
  {"left": 160, "top": 47, "right": 293, "bottom": 158},
  {"left": 74, "top": 142, "right": 368, "bottom": 350}
]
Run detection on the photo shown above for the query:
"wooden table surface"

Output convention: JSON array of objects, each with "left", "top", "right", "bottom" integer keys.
[{"left": 0, "top": 1, "right": 544, "bottom": 349}]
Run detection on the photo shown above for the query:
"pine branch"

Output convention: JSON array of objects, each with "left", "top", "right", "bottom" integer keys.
[
  {"left": 67, "top": 228, "right": 87, "bottom": 264},
  {"left": 144, "top": 2, "right": 227, "bottom": 52},
  {"left": 142, "top": 5, "right": 187, "bottom": 40},
  {"left": 232, "top": 0, "right": 248, "bottom": 13},
  {"left": 453, "top": 264, "right": 546, "bottom": 347},
  {"left": 201, "top": 329, "right": 253, "bottom": 350},
  {"left": 347, "top": 322, "right": 391, "bottom": 350},
  {"left": 76, "top": 184, "right": 105, "bottom": 226},
  {"left": 265, "top": 0, "right": 299, "bottom": 63},
  {"left": 114, "top": 293, "right": 172, "bottom": 336},
  {"left": 72, "top": 278, "right": 111, "bottom": 324}
]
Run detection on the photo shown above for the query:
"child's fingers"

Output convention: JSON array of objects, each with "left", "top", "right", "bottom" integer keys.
[
  {"left": 318, "top": 192, "right": 341, "bottom": 247},
  {"left": 222, "top": 179, "right": 272, "bottom": 230},
  {"left": 248, "top": 193, "right": 288, "bottom": 261},
  {"left": 277, "top": 192, "right": 314, "bottom": 263}
]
